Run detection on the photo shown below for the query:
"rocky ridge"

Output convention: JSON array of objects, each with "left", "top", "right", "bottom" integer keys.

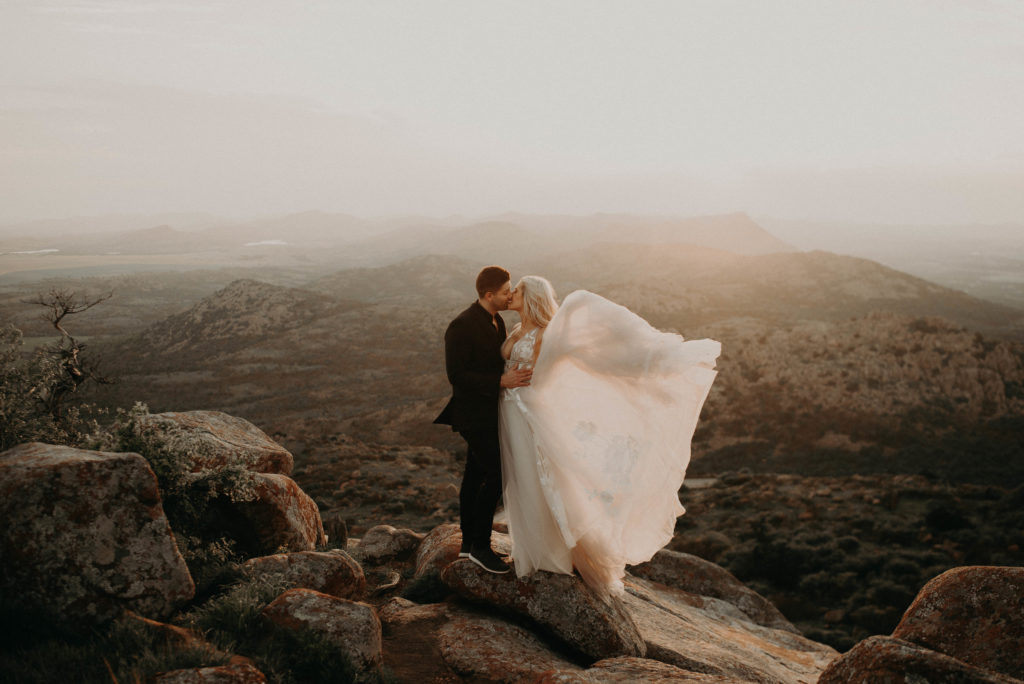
[{"left": 3, "top": 413, "right": 1022, "bottom": 682}]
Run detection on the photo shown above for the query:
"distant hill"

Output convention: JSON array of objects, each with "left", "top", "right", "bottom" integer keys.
[{"left": 125, "top": 279, "right": 357, "bottom": 360}]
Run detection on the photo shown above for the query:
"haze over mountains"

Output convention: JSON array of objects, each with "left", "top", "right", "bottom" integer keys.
[{"left": 2, "top": 210, "right": 1021, "bottom": 474}]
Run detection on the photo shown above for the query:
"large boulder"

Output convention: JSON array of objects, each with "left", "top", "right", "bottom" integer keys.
[
  {"left": 892, "top": 565, "right": 1024, "bottom": 679},
  {"left": 441, "top": 559, "right": 646, "bottom": 660},
  {"left": 818, "top": 635, "right": 1020, "bottom": 684},
  {"left": 621, "top": 576, "right": 836, "bottom": 683},
  {"left": 0, "top": 443, "right": 194, "bottom": 626},
  {"left": 378, "top": 597, "right": 583, "bottom": 683},
  {"left": 261, "top": 588, "right": 381, "bottom": 674},
  {"left": 137, "top": 410, "right": 293, "bottom": 475},
  {"left": 629, "top": 549, "right": 797, "bottom": 633},
  {"left": 228, "top": 472, "right": 326, "bottom": 555},
  {"left": 242, "top": 549, "right": 365, "bottom": 600}
]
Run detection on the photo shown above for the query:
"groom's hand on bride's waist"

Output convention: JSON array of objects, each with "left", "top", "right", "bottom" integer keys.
[{"left": 501, "top": 368, "right": 532, "bottom": 388}]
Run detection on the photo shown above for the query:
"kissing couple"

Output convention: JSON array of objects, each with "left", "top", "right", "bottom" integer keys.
[{"left": 435, "top": 266, "right": 721, "bottom": 594}]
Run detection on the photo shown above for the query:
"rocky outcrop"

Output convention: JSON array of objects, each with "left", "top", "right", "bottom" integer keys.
[
  {"left": 232, "top": 472, "right": 326, "bottom": 555},
  {"left": 137, "top": 410, "right": 293, "bottom": 475},
  {"left": 353, "top": 524, "right": 425, "bottom": 563},
  {"left": 891, "top": 566, "right": 1024, "bottom": 679},
  {"left": 441, "top": 559, "right": 647, "bottom": 660},
  {"left": 242, "top": 549, "right": 365, "bottom": 600},
  {"left": 818, "top": 636, "right": 1020, "bottom": 684},
  {"left": 402, "top": 525, "right": 840, "bottom": 682},
  {"left": 629, "top": 548, "right": 797, "bottom": 633},
  {"left": 0, "top": 443, "right": 194, "bottom": 626},
  {"left": 261, "top": 588, "right": 382, "bottom": 674}
]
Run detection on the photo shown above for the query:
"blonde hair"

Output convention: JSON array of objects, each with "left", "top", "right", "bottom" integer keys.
[{"left": 517, "top": 275, "right": 558, "bottom": 327}]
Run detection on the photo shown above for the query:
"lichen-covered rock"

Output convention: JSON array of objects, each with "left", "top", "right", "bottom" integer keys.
[
  {"left": 231, "top": 473, "right": 326, "bottom": 555},
  {"left": 0, "top": 443, "right": 194, "bottom": 626},
  {"left": 378, "top": 597, "right": 582, "bottom": 683},
  {"left": 354, "top": 524, "right": 425, "bottom": 563},
  {"left": 441, "top": 559, "right": 646, "bottom": 660},
  {"left": 892, "top": 565, "right": 1024, "bottom": 679},
  {"left": 629, "top": 549, "right": 797, "bottom": 633},
  {"left": 818, "top": 635, "right": 1020, "bottom": 684},
  {"left": 153, "top": 661, "right": 268, "bottom": 683},
  {"left": 535, "top": 656, "right": 746, "bottom": 682},
  {"left": 242, "top": 549, "right": 365, "bottom": 599},
  {"left": 137, "top": 410, "right": 293, "bottom": 475},
  {"left": 261, "top": 588, "right": 381, "bottom": 673},
  {"left": 438, "top": 607, "right": 585, "bottom": 682},
  {"left": 621, "top": 576, "right": 836, "bottom": 683}
]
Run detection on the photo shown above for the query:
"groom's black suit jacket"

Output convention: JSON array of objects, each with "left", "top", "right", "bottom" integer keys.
[{"left": 434, "top": 301, "right": 507, "bottom": 433}]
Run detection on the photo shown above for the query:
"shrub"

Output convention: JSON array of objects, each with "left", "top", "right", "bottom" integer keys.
[
  {"left": 0, "top": 325, "right": 103, "bottom": 451},
  {"left": 0, "top": 610, "right": 227, "bottom": 684},
  {"left": 88, "top": 403, "right": 259, "bottom": 591}
]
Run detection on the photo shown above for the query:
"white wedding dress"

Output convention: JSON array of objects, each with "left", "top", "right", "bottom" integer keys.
[{"left": 498, "top": 290, "right": 720, "bottom": 594}]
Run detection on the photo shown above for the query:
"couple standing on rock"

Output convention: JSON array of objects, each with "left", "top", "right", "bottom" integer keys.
[{"left": 435, "top": 266, "right": 721, "bottom": 594}]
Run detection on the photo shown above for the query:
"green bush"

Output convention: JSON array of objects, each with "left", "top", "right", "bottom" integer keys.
[
  {"left": 0, "top": 324, "right": 102, "bottom": 451},
  {"left": 0, "top": 610, "right": 227, "bottom": 684},
  {"left": 179, "top": 572, "right": 395, "bottom": 684},
  {"left": 88, "top": 403, "right": 259, "bottom": 591}
]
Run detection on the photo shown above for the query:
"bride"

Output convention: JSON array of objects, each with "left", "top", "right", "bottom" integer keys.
[{"left": 498, "top": 276, "right": 720, "bottom": 594}]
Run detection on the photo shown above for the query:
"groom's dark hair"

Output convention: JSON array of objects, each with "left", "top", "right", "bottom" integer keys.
[
  {"left": 477, "top": 266, "right": 512, "bottom": 296},
  {"left": 476, "top": 266, "right": 510, "bottom": 298}
]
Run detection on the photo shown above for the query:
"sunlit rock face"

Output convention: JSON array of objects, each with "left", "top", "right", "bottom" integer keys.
[
  {"left": 822, "top": 565, "right": 1024, "bottom": 683},
  {"left": 818, "top": 635, "right": 1018, "bottom": 684},
  {"left": 892, "top": 566, "right": 1024, "bottom": 680},
  {"left": 0, "top": 442, "right": 194, "bottom": 626},
  {"left": 629, "top": 548, "right": 797, "bottom": 633}
]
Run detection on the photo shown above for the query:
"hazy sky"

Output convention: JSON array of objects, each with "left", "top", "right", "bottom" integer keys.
[{"left": 2, "top": 0, "right": 1023, "bottom": 225}]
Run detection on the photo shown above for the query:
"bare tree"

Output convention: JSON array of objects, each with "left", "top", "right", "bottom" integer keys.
[{"left": 26, "top": 288, "right": 114, "bottom": 419}]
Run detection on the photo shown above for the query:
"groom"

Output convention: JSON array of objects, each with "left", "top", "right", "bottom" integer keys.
[{"left": 434, "top": 266, "right": 532, "bottom": 573}]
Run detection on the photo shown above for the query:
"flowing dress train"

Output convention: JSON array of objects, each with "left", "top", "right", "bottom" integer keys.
[{"left": 499, "top": 290, "right": 720, "bottom": 594}]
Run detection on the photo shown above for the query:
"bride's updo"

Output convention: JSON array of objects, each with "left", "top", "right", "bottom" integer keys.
[{"left": 517, "top": 275, "right": 558, "bottom": 327}]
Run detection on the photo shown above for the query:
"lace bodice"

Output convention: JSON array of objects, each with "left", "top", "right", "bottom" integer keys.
[{"left": 505, "top": 327, "right": 539, "bottom": 371}]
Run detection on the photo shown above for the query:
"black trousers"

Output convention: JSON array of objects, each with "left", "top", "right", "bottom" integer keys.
[{"left": 458, "top": 426, "right": 502, "bottom": 549}]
